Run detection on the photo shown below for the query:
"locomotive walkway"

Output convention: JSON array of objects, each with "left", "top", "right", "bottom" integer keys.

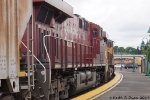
[{"left": 72, "top": 68, "right": 150, "bottom": 100}]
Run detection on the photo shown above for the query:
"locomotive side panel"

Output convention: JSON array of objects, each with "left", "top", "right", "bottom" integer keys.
[
  {"left": 100, "top": 39, "right": 107, "bottom": 64},
  {"left": 107, "top": 40, "right": 115, "bottom": 79},
  {"left": 107, "top": 40, "right": 114, "bottom": 65},
  {"left": 100, "top": 31, "right": 108, "bottom": 65}
]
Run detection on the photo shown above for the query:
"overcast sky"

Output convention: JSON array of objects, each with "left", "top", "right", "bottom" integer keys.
[{"left": 64, "top": 0, "right": 150, "bottom": 48}]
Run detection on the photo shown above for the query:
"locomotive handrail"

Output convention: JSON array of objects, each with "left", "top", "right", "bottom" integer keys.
[
  {"left": 21, "top": 41, "right": 47, "bottom": 83},
  {"left": 43, "top": 34, "right": 52, "bottom": 85},
  {"left": 49, "top": 35, "right": 93, "bottom": 47}
]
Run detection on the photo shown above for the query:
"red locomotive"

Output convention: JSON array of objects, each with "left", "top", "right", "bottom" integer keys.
[{"left": 0, "top": 0, "right": 114, "bottom": 100}]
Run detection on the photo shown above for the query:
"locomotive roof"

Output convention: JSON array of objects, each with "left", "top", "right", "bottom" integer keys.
[{"left": 74, "top": 14, "right": 89, "bottom": 22}]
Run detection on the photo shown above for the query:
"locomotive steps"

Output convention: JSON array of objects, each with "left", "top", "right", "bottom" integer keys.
[{"left": 71, "top": 72, "right": 123, "bottom": 100}]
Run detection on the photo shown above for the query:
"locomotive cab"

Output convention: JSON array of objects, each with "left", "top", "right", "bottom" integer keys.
[{"left": 89, "top": 23, "right": 101, "bottom": 57}]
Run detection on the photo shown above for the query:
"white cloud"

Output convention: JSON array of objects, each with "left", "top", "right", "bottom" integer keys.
[{"left": 65, "top": 0, "right": 150, "bottom": 48}]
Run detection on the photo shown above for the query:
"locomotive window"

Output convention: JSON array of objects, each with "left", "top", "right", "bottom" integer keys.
[
  {"left": 93, "top": 28, "right": 98, "bottom": 36},
  {"left": 37, "top": 6, "right": 53, "bottom": 25},
  {"left": 84, "top": 20, "right": 88, "bottom": 31},
  {"left": 79, "top": 19, "right": 82, "bottom": 28},
  {"left": 45, "top": 10, "right": 53, "bottom": 24},
  {"left": 37, "top": 7, "right": 48, "bottom": 23}
]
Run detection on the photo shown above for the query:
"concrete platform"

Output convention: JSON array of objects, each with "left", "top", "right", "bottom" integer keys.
[
  {"left": 95, "top": 68, "right": 150, "bottom": 100},
  {"left": 71, "top": 71, "right": 122, "bottom": 100}
]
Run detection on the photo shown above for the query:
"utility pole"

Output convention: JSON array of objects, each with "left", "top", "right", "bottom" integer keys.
[
  {"left": 145, "top": 27, "right": 150, "bottom": 75},
  {"left": 132, "top": 57, "right": 135, "bottom": 72},
  {"left": 120, "top": 50, "right": 123, "bottom": 71},
  {"left": 145, "top": 39, "right": 149, "bottom": 76}
]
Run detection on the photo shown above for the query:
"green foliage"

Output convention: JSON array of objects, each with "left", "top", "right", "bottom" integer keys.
[
  {"left": 140, "top": 40, "right": 150, "bottom": 62},
  {"left": 125, "top": 47, "right": 138, "bottom": 54},
  {"left": 114, "top": 40, "right": 150, "bottom": 62},
  {"left": 114, "top": 46, "right": 139, "bottom": 54}
]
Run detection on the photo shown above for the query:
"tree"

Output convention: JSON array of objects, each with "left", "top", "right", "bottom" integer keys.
[
  {"left": 114, "top": 46, "right": 139, "bottom": 54},
  {"left": 140, "top": 41, "right": 146, "bottom": 54},
  {"left": 118, "top": 47, "right": 125, "bottom": 54},
  {"left": 140, "top": 40, "right": 150, "bottom": 62},
  {"left": 113, "top": 46, "right": 119, "bottom": 54},
  {"left": 125, "top": 47, "right": 137, "bottom": 54}
]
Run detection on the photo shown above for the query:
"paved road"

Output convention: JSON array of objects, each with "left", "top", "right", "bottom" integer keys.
[{"left": 95, "top": 68, "right": 150, "bottom": 100}]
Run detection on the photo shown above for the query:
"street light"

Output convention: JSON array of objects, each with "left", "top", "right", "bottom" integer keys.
[
  {"left": 128, "top": 49, "right": 135, "bottom": 72},
  {"left": 120, "top": 50, "right": 123, "bottom": 71},
  {"left": 132, "top": 57, "right": 135, "bottom": 72},
  {"left": 141, "top": 39, "right": 149, "bottom": 76}
]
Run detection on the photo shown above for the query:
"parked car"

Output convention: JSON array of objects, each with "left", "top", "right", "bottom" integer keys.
[
  {"left": 125, "top": 63, "right": 137, "bottom": 69},
  {"left": 114, "top": 64, "right": 125, "bottom": 68}
]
